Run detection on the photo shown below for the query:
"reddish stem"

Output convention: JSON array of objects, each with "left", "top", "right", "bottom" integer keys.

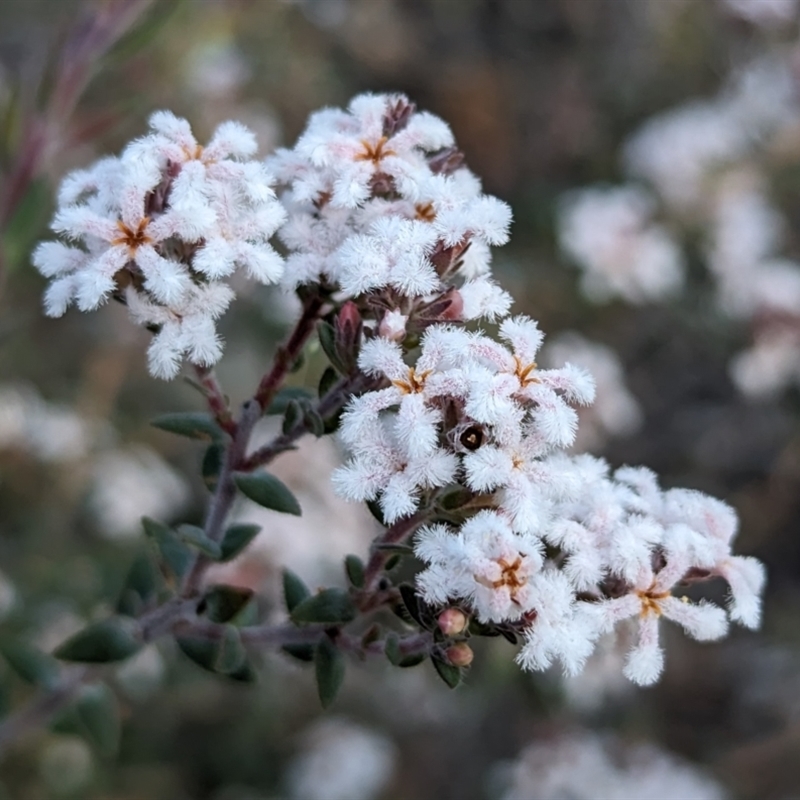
[
  {"left": 194, "top": 365, "right": 237, "bottom": 437},
  {"left": 254, "top": 294, "right": 325, "bottom": 411}
]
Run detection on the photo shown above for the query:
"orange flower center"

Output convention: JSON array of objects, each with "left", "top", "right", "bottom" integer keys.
[
  {"left": 415, "top": 202, "right": 436, "bottom": 222},
  {"left": 355, "top": 136, "right": 396, "bottom": 166},
  {"left": 513, "top": 355, "right": 539, "bottom": 387},
  {"left": 476, "top": 555, "right": 527, "bottom": 603},
  {"left": 636, "top": 586, "right": 672, "bottom": 617},
  {"left": 391, "top": 367, "right": 431, "bottom": 395},
  {"left": 111, "top": 218, "right": 152, "bottom": 254}
]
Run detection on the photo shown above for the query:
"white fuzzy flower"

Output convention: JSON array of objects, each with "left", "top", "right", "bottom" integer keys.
[{"left": 34, "top": 112, "right": 285, "bottom": 378}]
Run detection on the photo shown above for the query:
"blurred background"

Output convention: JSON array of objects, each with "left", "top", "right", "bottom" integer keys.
[{"left": 2, "top": 0, "right": 800, "bottom": 798}]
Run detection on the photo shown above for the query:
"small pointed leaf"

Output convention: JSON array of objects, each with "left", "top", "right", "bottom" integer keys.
[
  {"left": 266, "top": 387, "right": 314, "bottom": 415},
  {"left": 0, "top": 642, "right": 59, "bottom": 688},
  {"left": 282, "top": 399, "right": 303, "bottom": 435},
  {"left": 141, "top": 517, "right": 191, "bottom": 582},
  {"left": 432, "top": 657, "right": 462, "bottom": 689},
  {"left": 177, "top": 524, "right": 222, "bottom": 559},
  {"left": 76, "top": 683, "right": 120, "bottom": 758},
  {"left": 202, "top": 443, "right": 225, "bottom": 493},
  {"left": 291, "top": 588, "right": 356, "bottom": 625},
  {"left": 282, "top": 569, "right": 311, "bottom": 613},
  {"left": 215, "top": 626, "right": 246, "bottom": 674},
  {"left": 151, "top": 412, "right": 223, "bottom": 441},
  {"left": 317, "top": 321, "right": 346, "bottom": 374},
  {"left": 318, "top": 366, "right": 339, "bottom": 399},
  {"left": 220, "top": 524, "right": 261, "bottom": 562},
  {"left": 234, "top": 472, "right": 302, "bottom": 516},
  {"left": 344, "top": 555, "right": 365, "bottom": 588},
  {"left": 116, "top": 551, "right": 160, "bottom": 617},
  {"left": 282, "top": 643, "right": 315, "bottom": 662},
  {"left": 315, "top": 635, "right": 345, "bottom": 709},
  {"left": 176, "top": 635, "right": 217, "bottom": 672},
  {"left": 200, "top": 585, "right": 254, "bottom": 624},
  {"left": 54, "top": 618, "right": 141, "bottom": 664}
]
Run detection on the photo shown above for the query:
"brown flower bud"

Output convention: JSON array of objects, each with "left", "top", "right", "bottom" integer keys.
[
  {"left": 438, "top": 608, "right": 468, "bottom": 636},
  {"left": 445, "top": 642, "right": 474, "bottom": 667}
]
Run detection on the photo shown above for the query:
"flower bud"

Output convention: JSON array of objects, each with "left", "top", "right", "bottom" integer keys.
[
  {"left": 334, "top": 301, "right": 362, "bottom": 372},
  {"left": 445, "top": 642, "right": 474, "bottom": 667},
  {"left": 378, "top": 310, "right": 408, "bottom": 342},
  {"left": 438, "top": 608, "right": 468, "bottom": 636}
]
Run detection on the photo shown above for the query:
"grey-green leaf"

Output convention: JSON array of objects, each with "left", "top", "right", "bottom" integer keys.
[
  {"left": 315, "top": 635, "right": 345, "bottom": 709},
  {"left": 177, "top": 524, "right": 222, "bottom": 559},
  {"left": 54, "top": 618, "right": 141, "bottom": 664},
  {"left": 266, "top": 387, "right": 314, "bottom": 415},
  {"left": 215, "top": 626, "right": 246, "bottom": 675},
  {"left": 282, "top": 569, "right": 311, "bottom": 613},
  {"left": 141, "top": 517, "right": 192, "bottom": 582},
  {"left": 432, "top": 657, "right": 462, "bottom": 689},
  {"left": 234, "top": 472, "right": 301, "bottom": 516},
  {"left": 344, "top": 555, "right": 365, "bottom": 588},
  {"left": 200, "top": 585, "right": 254, "bottom": 624},
  {"left": 76, "top": 683, "right": 121, "bottom": 758},
  {"left": 202, "top": 443, "right": 225, "bottom": 493},
  {"left": 291, "top": 588, "right": 356, "bottom": 625},
  {"left": 151, "top": 412, "right": 223, "bottom": 441},
  {"left": 220, "top": 524, "right": 261, "bottom": 562},
  {"left": 0, "top": 641, "right": 59, "bottom": 688}
]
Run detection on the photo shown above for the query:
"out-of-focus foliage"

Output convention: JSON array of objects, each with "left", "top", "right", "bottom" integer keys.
[{"left": 1, "top": 0, "right": 799, "bottom": 798}]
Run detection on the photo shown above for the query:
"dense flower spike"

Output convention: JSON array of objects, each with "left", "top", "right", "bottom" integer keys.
[{"left": 34, "top": 112, "right": 286, "bottom": 378}]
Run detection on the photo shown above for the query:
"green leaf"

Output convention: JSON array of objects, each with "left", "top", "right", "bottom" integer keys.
[
  {"left": 315, "top": 635, "right": 345, "bottom": 709},
  {"left": 176, "top": 635, "right": 217, "bottom": 673},
  {"left": 75, "top": 683, "right": 120, "bottom": 758},
  {"left": 219, "top": 524, "right": 261, "bottom": 562},
  {"left": 116, "top": 551, "right": 160, "bottom": 617},
  {"left": 234, "top": 472, "right": 302, "bottom": 516},
  {"left": 291, "top": 589, "right": 356, "bottom": 625},
  {"left": 202, "top": 443, "right": 225, "bottom": 493},
  {"left": 214, "top": 626, "right": 246, "bottom": 675},
  {"left": 282, "top": 569, "right": 310, "bottom": 613},
  {"left": 200, "top": 585, "right": 254, "bottom": 624},
  {"left": 142, "top": 517, "right": 191, "bottom": 582},
  {"left": 366, "top": 500, "right": 386, "bottom": 525},
  {"left": 282, "top": 399, "right": 303, "bottom": 435},
  {"left": 398, "top": 584, "right": 427, "bottom": 628},
  {"left": 266, "top": 387, "right": 314, "bottom": 415},
  {"left": 176, "top": 524, "right": 222, "bottom": 559},
  {"left": 317, "top": 321, "right": 346, "bottom": 374},
  {"left": 175, "top": 633, "right": 256, "bottom": 682},
  {"left": 54, "top": 618, "right": 141, "bottom": 664},
  {"left": 344, "top": 555, "right": 365, "bottom": 589},
  {"left": 0, "top": 641, "right": 59, "bottom": 688},
  {"left": 281, "top": 643, "right": 315, "bottom": 663},
  {"left": 432, "top": 657, "right": 462, "bottom": 689},
  {"left": 303, "top": 404, "right": 326, "bottom": 437},
  {"left": 318, "top": 366, "right": 339, "bottom": 399},
  {"left": 438, "top": 484, "right": 475, "bottom": 511},
  {"left": 151, "top": 412, "right": 223, "bottom": 441}
]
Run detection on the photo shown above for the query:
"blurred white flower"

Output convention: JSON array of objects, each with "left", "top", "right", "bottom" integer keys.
[
  {"left": 720, "top": 0, "right": 799, "bottom": 27},
  {"left": 285, "top": 717, "right": 397, "bottom": 800},
  {"left": 502, "top": 732, "right": 728, "bottom": 800},
  {"left": 558, "top": 185, "right": 685, "bottom": 304},
  {"left": 89, "top": 445, "right": 190, "bottom": 539},
  {"left": 0, "top": 383, "right": 97, "bottom": 462}
]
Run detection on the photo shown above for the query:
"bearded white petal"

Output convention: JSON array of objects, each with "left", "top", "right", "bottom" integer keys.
[{"left": 623, "top": 615, "right": 664, "bottom": 686}]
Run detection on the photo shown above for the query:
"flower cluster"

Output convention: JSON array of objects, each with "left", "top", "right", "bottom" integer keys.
[
  {"left": 414, "top": 454, "right": 765, "bottom": 684},
  {"left": 269, "top": 93, "right": 513, "bottom": 329},
  {"left": 333, "top": 316, "right": 594, "bottom": 525},
  {"left": 34, "top": 112, "right": 286, "bottom": 378},
  {"left": 31, "top": 92, "right": 767, "bottom": 693}
]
